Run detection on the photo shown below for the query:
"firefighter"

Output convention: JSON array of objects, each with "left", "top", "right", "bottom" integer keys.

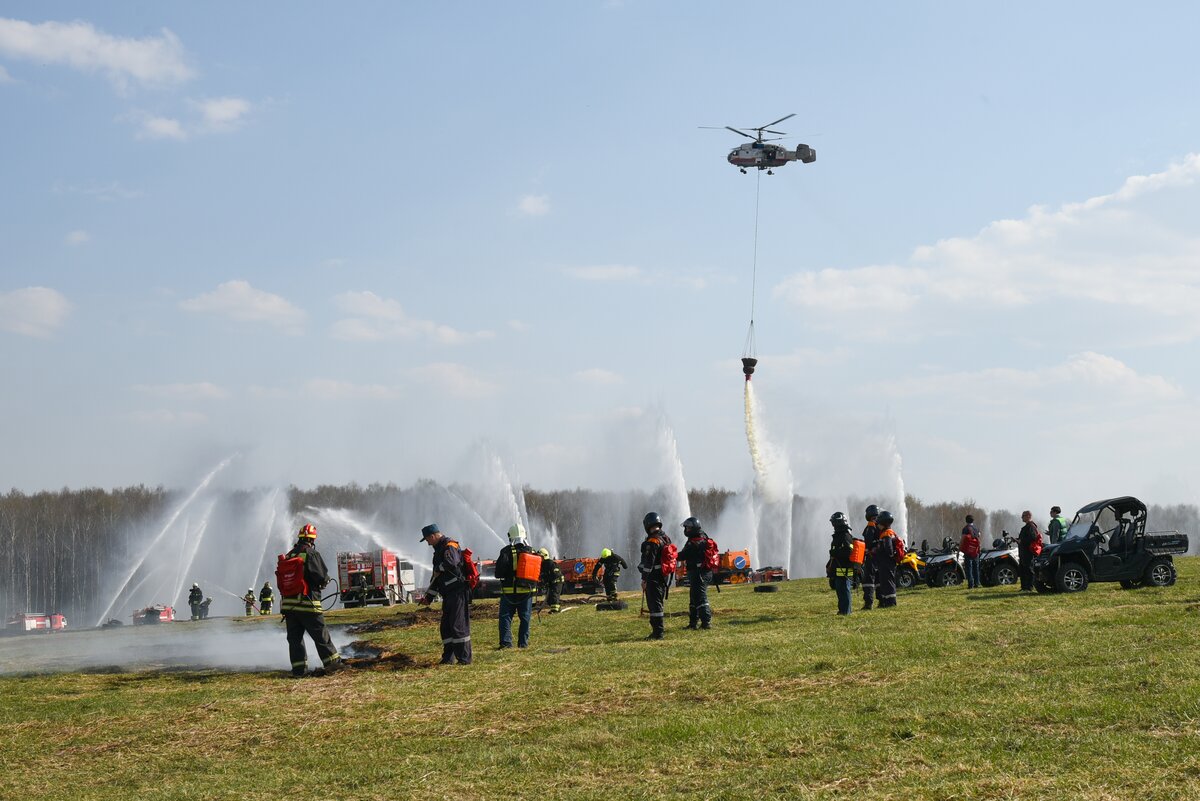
[
  {"left": 678, "top": 517, "right": 713, "bottom": 629},
  {"left": 873, "top": 510, "right": 899, "bottom": 608},
  {"left": 592, "top": 548, "right": 629, "bottom": 603},
  {"left": 200, "top": 597, "right": 211, "bottom": 619},
  {"left": 860, "top": 505, "right": 880, "bottom": 610},
  {"left": 188, "top": 583, "right": 204, "bottom": 620},
  {"left": 243, "top": 588, "right": 256, "bottom": 616},
  {"left": 638, "top": 512, "right": 673, "bottom": 640},
  {"left": 419, "top": 523, "right": 472, "bottom": 665},
  {"left": 539, "top": 547, "right": 563, "bottom": 613},
  {"left": 494, "top": 523, "right": 538, "bottom": 649},
  {"left": 828, "top": 512, "right": 855, "bottom": 615},
  {"left": 259, "top": 582, "right": 274, "bottom": 615},
  {"left": 280, "top": 524, "right": 343, "bottom": 677}
]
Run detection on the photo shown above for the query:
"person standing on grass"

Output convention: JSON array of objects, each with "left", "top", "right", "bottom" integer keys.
[
  {"left": 873, "top": 510, "right": 899, "bottom": 608},
  {"left": 638, "top": 512, "right": 672, "bottom": 640},
  {"left": 961, "top": 515, "right": 982, "bottom": 589},
  {"left": 860, "top": 505, "right": 881, "bottom": 609},
  {"left": 592, "top": 548, "right": 629, "bottom": 603},
  {"left": 828, "top": 512, "right": 856, "bottom": 615},
  {"left": 419, "top": 523, "right": 472, "bottom": 665},
  {"left": 280, "top": 524, "right": 343, "bottom": 677},
  {"left": 538, "top": 548, "right": 563, "bottom": 613},
  {"left": 494, "top": 523, "right": 538, "bottom": 649},
  {"left": 1017, "top": 511, "right": 1043, "bottom": 592},
  {"left": 679, "top": 517, "right": 714, "bottom": 630}
]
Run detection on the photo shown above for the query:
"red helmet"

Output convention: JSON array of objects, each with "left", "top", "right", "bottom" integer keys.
[{"left": 298, "top": 523, "right": 317, "bottom": 539}]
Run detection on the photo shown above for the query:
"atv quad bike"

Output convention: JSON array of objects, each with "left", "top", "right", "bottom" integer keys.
[
  {"left": 979, "top": 532, "right": 1020, "bottom": 587},
  {"left": 924, "top": 538, "right": 965, "bottom": 588},
  {"left": 1031, "top": 496, "right": 1188, "bottom": 594}
]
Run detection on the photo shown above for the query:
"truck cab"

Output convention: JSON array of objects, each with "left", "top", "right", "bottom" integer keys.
[{"left": 1031, "top": 496, "right": 1188, "bottom": 593}]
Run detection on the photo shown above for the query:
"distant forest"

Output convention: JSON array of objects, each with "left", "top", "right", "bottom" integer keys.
[{"left": 2, "top": 484, "right": 1196, "bottom": 625}]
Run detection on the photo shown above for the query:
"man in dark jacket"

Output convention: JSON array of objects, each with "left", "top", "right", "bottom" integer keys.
[
  {"left": 188, "top": 583, "right": 203, "bottom": 620},
  {"left": 494, "top": 523, "right": 539, "bottom": 649},
  {"left": 420, "top": 522, "right": 472, "bottom": 665},
  {"left": 961, "top": 515, "right": 982, "bottom": 589},
  {"left": 873, "top": 510, "right": 899, "bottom": 608},
  {"left": 678, "top": 517, "right": 714, "bottom": 629},
  {"left": 280, "top": 524, "right": 342, "bottom": 677},
  {"left": 828, "top": 512, "right": 856, "bottom": 615},
  {"left": 1017, "top": 510, "right": 1042, "bottom": 592},
  {"left": 538, "top": 548, "right": 563, "bottom": 613},
  {"left": 860, "top": 505, "right": 880, "bottom": 610},
  {"left": 259, "top": 582, "right": 274, "bottom": 615},
  {"left": 592, "top": 548, "right": 629, "bottom": 603},
  {"left": 638, "top": 512, "right": 672, "bottom": 640}
]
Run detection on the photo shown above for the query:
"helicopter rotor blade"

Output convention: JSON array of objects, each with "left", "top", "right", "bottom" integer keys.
[
  {"left": 761, "top": 129, "right": 788, "bottom": 135},
  {"left": 759, "top": 113, "right": 796, "bottom": 129},
  {"left": 725, "top": 126, "right": 755, "bottom": 139}
]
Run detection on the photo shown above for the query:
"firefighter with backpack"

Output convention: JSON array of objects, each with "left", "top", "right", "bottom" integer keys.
[
  {"left": 592, "top": 548, "right": 629, "bottom": 604},
  {"left": 277, "top": 523, "right": 343, "bottom": 677},
  {"left": 259, "top": 582, "right": 274, "bottom": 615},
  {"left": 861, "top": 505, "right": 881, "bottom": 610},
  {"left": 638, "top": 512, "right": 677, "bottom": 640},
  {"left": 493, "top": 523, "right": 542, "bottom": 649},
  {"left": 538, "top": 548, "right": 564, "bottom": 613},
  {"left": 679, "top": 517, "right": 717, "bottom": 630},
  {"left": 828, "top": 512, "right": 861, "bottom": 616},
  {"left": 872, "top": 510, "right": 902, "bottom": 608},
  {"left": 419, "top": 523, "right": 474, "bottom": 665}
]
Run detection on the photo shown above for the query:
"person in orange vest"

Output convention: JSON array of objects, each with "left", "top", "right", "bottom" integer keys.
[
  {"left": 860, "top": 505, "right": 881, "bottom": 610},
  {"left": 494, "top": 523, "right": 539, "bottom": 649},
  {"left": 638, "top": 512, "right": 673, "bottom": 640},
  {"left": 828, "top": 512, "right": 856, "bottom": 615},
  {"left": 678, "top": 517, "right": 714, "bottom": 629},
  {"left": 873, "top": 510, "right": 900, "bottom": 608}
]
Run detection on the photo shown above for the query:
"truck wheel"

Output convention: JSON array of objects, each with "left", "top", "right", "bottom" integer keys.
[
  {"left": 897, "top": 567, "right": 916, "bottom": 589},
  {"left": 1055, "top": 562, "right": 1089, "bottom": 593},
  {"left": 1144, "top": 559, "right": 1175, "bottom": 588},
  {"left": 993, "top": 564, "right": 1018, "bottom": 586}
]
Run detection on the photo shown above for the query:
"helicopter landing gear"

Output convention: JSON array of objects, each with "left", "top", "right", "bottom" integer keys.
[
  {"left": 766, "top": 169, "right": 774, "bottom": 175},
  {"left": 739, "top": 168, "right": 747, "bottom": 174}
]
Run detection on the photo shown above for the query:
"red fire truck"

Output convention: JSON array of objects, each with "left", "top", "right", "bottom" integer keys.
[
  {"left": 338, "top": 549, "right": 416, "bottom": 607},
  {"left": 132, "top": 605, "right": 175, "bottom": 624},
  {"left": 6, "top": 613, "right": 67, "bottom": 632}
]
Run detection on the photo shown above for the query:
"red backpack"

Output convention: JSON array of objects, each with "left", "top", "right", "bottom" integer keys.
[
  {"left": 651, "top": 536, "right": 678, "bottom": 579},
  {"left": 457, "top": 545, "right": 481, "bottom": 591},
  {"left": 893, "top": 536, "right": 907, "bottom": 564},
  {"left": 276, "top": 553, "right": 308, "bottom": 597},
  {"left": 703, "top": 536, "right": 720, "bottom": 572}
]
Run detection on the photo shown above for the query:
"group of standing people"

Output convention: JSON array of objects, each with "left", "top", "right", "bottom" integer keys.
[{"left": 828, "top": 504, "right": 902, "bottom": 615}]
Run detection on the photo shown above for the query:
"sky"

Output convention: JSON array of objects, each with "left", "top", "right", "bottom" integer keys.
[{"left": 2, "top": 1, "right": 1200, "bottom": 515}]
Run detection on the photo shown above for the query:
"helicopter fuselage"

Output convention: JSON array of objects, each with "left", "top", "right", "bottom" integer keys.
[{"left": 727, "top": 142, "right": 816, "bottom": 171}]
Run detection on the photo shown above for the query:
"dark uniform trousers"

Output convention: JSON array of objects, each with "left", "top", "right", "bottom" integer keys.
[
  {"left": 861, "top": 559, "right": 877, "bottom": 608},
  {"left": 688, "top": 572, "right": 712, "bottom": 627},
  {"left": 645, "top": 579, "right": 668, "bottom": 638},
  {"left": 286, "top": 613, "right": 339, "bottom": 675},
  {"left": 440, "top": 588, "right": 472, "bottom": 664},
  {"left": 545, "top": 580, "right": 562, "bottom": 611},
  {"left": 602, "top": 573, "right": 620, "bottom": 602},
  {"left": 875, "top": 555, "right": 897, "bottom": 608}
]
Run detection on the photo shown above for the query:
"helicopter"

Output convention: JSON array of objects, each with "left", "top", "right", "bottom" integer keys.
[{"left": 703, "top": 113, "right": 816, "bottom": 174}]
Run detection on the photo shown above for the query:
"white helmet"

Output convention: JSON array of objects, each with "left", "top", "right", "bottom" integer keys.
[{"left": 507, "top": 523, "right": 527, "bottom": 542}]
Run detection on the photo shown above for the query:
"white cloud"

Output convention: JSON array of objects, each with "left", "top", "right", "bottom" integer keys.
[
  {"left": 565, "top": 264, "right": 644, "bottom": 282},
  {"left": 180, "top": 280, "right": 306, "bottom": 333},
  {"left": 138, "top": 115, "right": 186, "bottom": 140},
  {"left": 507, "top": 319, "right": 530, "bottom": 332},
  {"left": 331, "top": 291, "right": 493, "bottom": 344},
  {"left": 414, "top": 362, "right": 498, "bottom": 399},
  {"left": 54, "top": 181, "right": 143, "bottom": 201},
  {"left": 132, "top": 382, "right": 230, "bottom": 400},
  {"left": 0, "top": 18, "right": 193, "bottom": 89},
  {"left": 574, "top": 368, "right": 624, "bottom": 385},
  {"left": 65, "top": 229, "right": 90, "bottom": 246},
  {"left": 775, "top": 154, "right": 1200, "bottom": 336},
  {"left": 194, "top": 96, "right": 251, "bottom": 132},
  {"left": 303, "top": 379, "right": 402, "bottom": 400},
  {"left": 517, "top": 194, "right": 550, "bottom": 216},
  {"left": 0, "top": 64, "right": 14, "bottom": 83},
  {"left": 0, "top": 287, "right": 71, "bottom": 337}
]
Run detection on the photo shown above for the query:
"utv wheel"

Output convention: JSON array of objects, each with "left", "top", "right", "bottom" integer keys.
[
  {"left": 1055, "top": 563, "right": 1089, "bottom": 593},
  {"left": 1144, "top": 559, "right": 1175, "bottom": 588},
  {"left": 897, "top": 567, "right": 917, "bottom": 589},
  {"left": 993, "top": 564, "right": 1018, "bottom": 586},
  {"left": 938, "top": 567, "right": 962, "bottom": 587}
]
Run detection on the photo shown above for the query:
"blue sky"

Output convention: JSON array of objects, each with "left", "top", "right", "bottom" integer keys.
[{"left": 2, "top": 2, "right": 1199, "bottom": 514}]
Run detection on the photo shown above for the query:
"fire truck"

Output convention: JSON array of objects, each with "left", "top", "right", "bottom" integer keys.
[
  {"left": 5, "top": 613, "right": 67, "bottom": 632},
  {"left": 132, "top": 605, "right": 175, "bottom": 624},
  {"left": 338, "top": 549, "right": 416, "bottom": 607},
  {"left": 677, "top": 549, "right": 755, "bottom": 586},
  {"left": 559, "top": 557, "right": 603, "bottom": 595}
]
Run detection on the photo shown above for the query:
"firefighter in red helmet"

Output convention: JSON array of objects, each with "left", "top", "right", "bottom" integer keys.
[{"left": 279, "top": 523, "right": 342, "bottom": 677}]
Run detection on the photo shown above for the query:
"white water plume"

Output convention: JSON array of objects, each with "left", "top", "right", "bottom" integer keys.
[
  {"left": 170, "top": 499, "right": 218, "bottom": 609},
  {"left": 95, "top": 456, "right": 236, "bottom": 625},
  {"left": 885, "top": 432, "right": 909, "bottom": 544},
  {"left": 743, "top": 381, "right": 795, "bottom": 573}
]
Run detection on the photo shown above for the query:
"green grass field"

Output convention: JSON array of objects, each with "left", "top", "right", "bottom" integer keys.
[{"left": 4, "top": 559, "right": 1200, "bottom": 801}]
